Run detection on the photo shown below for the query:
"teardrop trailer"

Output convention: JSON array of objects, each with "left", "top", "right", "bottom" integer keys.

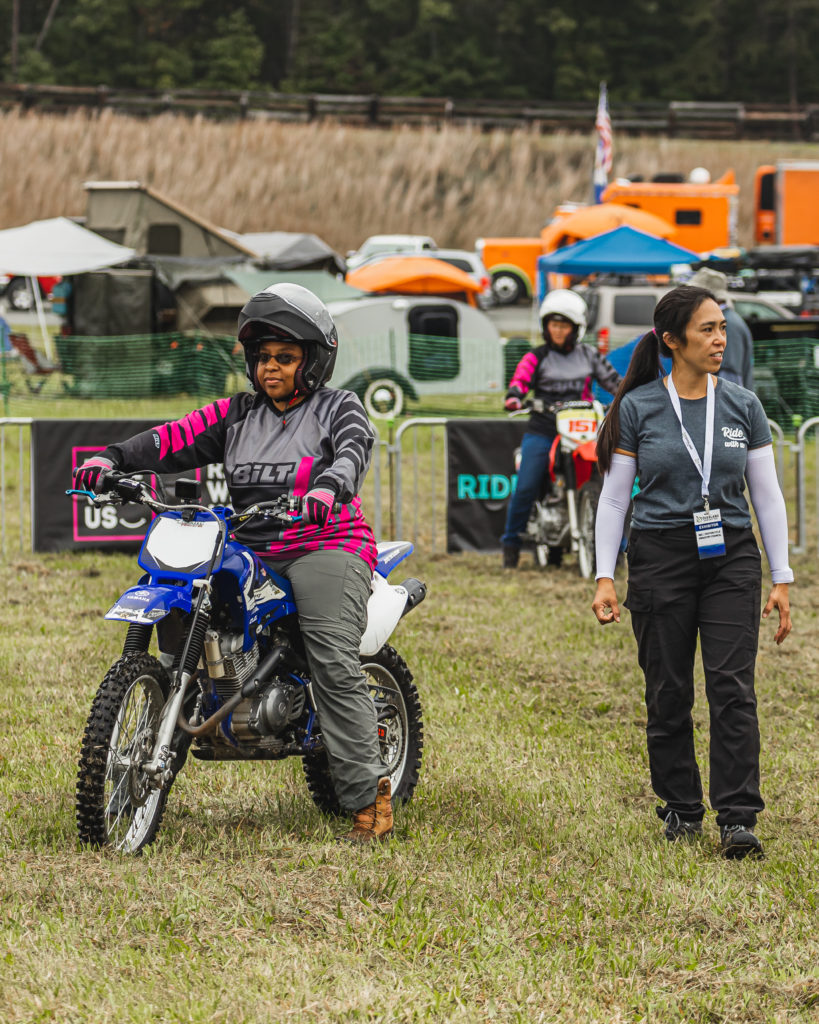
[{"left": 326, "top": 294, "right": 525, "bottom": 418}]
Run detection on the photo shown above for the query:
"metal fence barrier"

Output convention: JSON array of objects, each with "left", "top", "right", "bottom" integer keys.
[
  {"left": 794, "top": 416, "right": 819, "bottom": 555},
  {"left": 0, "top": 418, "right": 32, "bottom": 557},
  {"left": 1, "top": 416, "right": 816, "bottom": 560}
]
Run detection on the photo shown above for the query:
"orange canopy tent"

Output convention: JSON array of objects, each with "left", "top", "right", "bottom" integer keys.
[
  {"left": 346, "top": 256, "right": 482, "bottom": 306},
  {"left": 540, "top": 203, "right": 676, "bottom": 253}
]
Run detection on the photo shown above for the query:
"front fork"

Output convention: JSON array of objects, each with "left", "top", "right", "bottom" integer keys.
[
  {"left": 564, "top": 455, "right": 580, "bottom": 553},
  {"left": 565, "top": 488, "right": 580, "bottom": 553},
  {"left": 141, "top": 584, "right": 213, "bottom": 788},
  {"left": 142, "top": 669, "right": 197, "bottom": 787}
]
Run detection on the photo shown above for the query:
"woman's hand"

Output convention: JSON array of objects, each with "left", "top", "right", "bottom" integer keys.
[
  {"left": 762, "top": 583, "right": 792, "bottom": 645},
  {"left": 592, "top": 578, "right": 620, "bottom": 625}
]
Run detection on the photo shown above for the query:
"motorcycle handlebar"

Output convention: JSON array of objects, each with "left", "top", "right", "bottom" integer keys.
[
  {"left": 506, "top": 398, "right": 600, "bottom": 419},
  {"left": 67, "top": 472, "right": 343, "bottom": 524}
]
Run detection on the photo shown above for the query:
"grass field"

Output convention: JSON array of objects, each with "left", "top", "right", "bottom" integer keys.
[{"left": 1, "top": 510, "right": 818, "bottom": 1019}]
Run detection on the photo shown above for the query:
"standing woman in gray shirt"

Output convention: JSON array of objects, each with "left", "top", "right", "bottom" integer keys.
[{"left": 591, "top": 286, "right": 792, "bottom": 859}]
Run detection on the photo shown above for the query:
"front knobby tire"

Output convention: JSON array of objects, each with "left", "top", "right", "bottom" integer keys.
[
  {"left": 577, "top": 477, "right": 602, "bottom": 579},
  {"left": 76, "top": 653, "right": 173, "bottom": 853},
  {"left": 303, "top": 644, "right": 424, "bottom": 816}
]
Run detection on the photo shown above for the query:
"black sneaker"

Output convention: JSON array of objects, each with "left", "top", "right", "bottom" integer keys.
[
  {"left": 662, "top": 810, "right": 703, "bottom": 842},
  {"left": 720, "top": 823, "right": 764, "bottom": 860},
  {"left": 502, "top": 545, "right": 520, "bottom": 569}
]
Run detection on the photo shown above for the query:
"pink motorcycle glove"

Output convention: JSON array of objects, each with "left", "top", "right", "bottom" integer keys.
[
  {"left": 504, "top": 396, "right": 523, "bottom": 411},
  {"left": 73, "top": 456, "right": 114, "bottom": 493},
  {"left": 303, "top": 488, "right": 336, "bottom": 527}
]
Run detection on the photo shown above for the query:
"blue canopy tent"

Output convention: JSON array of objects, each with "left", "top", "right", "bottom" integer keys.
[
  {"left": 591, "top": 336, "right": 672, "bottom": 406},
  {"left": 536, "top": 225, "right": 699, "bottom": 300}
]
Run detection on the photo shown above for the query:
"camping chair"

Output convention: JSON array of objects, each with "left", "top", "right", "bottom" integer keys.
[{"left": 8, "top": 332, "right": 59, "bottom": 393}]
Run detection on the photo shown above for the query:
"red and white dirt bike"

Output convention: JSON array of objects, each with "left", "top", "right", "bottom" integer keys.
[{"left": 512, "top": 399, "right": 605, "bottom": 577}]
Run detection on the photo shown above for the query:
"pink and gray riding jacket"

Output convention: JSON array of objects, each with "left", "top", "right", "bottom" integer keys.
[
  {"left": 506, "top": 343, "right": 622, "bottom": 437},
  {"left": 101, "top": 387, "right": 378, "bottom": 570}
]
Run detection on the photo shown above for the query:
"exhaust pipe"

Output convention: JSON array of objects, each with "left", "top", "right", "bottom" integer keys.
[{"left": 399, "top": 578, "right": 427, "bottom": 617}]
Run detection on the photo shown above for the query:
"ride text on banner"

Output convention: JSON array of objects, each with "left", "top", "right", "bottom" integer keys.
[{"left": 446, "top": 419, "right": 526, "bottom": 553}]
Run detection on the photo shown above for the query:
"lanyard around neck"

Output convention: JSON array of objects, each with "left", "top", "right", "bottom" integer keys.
[{"left": 666, "top": 373, "right": 715, "bottom": 510}]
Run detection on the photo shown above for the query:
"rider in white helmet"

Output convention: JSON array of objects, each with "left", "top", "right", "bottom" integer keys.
[{"left": 501, "top": 289, "right": 622, "bottom": 568}]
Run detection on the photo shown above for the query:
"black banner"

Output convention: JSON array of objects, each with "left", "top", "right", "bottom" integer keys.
[
  {"left": 446, "top": 418, "right": 526, "bottom": 553},
  {"left": 31, "top": 419, "right": 227, "bottom": 552}
]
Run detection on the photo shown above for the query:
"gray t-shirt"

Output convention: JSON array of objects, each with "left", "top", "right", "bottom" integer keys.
[{"left": 618, "top": 377, "right": 771, "bottom": 529}]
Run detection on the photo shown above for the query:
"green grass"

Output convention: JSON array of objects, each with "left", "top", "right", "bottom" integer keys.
[
  {"left": 0, "top": 394, "right": 817, "bottom": 1022},
  {"left": 1, "top": 543, "right": 818, "bottom": 1022}
]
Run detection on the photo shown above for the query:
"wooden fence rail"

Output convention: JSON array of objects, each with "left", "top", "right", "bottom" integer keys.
[{"left": 1, "top": 83, "right": 818, "bottom": 140}]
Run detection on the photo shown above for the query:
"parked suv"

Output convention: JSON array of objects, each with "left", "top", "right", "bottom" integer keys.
[
  {"left": 346, "top": 234, "right": 437, "bottom": 270},
  {"left": 1, "top": 274, "right": 62, "bottom": 312},
  {"left": 578, "top": 283, "right": 795, "bottom": 353},
  {"left": 578, "top": 283, "right": 669, "bottom": 353},
  {"left": 421, "top": 248, "right": 494, "bottom": 308}
]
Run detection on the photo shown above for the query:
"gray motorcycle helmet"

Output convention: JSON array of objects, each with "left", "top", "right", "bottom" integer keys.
[{"left": 237, "top": 283, "right": 339, "bottom": 393}]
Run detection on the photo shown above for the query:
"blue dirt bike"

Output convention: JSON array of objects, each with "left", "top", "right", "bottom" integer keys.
[{"left": 70, "top": 472, "right": 426, "bottom": 853}]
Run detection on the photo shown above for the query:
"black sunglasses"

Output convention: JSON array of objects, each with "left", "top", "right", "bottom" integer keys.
[{"left": 257, "top": 351, "right": 301, "bottom": 367}]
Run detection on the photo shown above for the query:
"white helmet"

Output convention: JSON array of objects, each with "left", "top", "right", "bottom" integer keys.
[{"left": 538, "top": 289, "right": 588, "bottom": 339}]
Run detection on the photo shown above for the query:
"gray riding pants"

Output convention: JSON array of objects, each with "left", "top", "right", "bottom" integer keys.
[{"left": 265, "top": 549, "right": 386, "bottom": 812}]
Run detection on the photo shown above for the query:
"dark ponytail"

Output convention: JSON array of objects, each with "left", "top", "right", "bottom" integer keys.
[{"left": 596, "top": 285, "right": 716, "bottom": 474}]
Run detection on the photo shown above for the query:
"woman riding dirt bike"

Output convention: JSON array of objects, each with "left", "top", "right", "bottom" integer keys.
[
  {"left": 501, "top": 290, "right": 622, "bottom": 569},
  {"left": 508, "top": 395, "right": 607, "bottom": 577},
  {"left": 72, "top": 283, "right": 421, "bottom": 847}
]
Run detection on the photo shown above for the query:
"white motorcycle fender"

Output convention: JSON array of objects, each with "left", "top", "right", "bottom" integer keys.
[{"left": 359, "top": 572, "right": 408, "bottom": 656}]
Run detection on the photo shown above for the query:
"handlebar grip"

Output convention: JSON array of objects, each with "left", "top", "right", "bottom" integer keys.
[{"left": 96, "top": 467, "right": 115, "bottom": 492}]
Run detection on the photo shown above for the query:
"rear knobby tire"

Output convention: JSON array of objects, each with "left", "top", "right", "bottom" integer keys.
[
  {"left": 577, "top": 477, "right": 602, "bottom": 579},
  {"left": 303, "top": 644, "right": 423, "bottom": 816},
  {"left": 76, "top": 653, "right": 172, "bottom": 853}
]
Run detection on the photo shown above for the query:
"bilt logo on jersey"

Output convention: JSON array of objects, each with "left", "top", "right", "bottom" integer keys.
[
  {"left": 722, "top": 425, "right": 747, "bottom": 448},
  {"left": 230, "top": 461, "right": 296, "bottom": 485}
]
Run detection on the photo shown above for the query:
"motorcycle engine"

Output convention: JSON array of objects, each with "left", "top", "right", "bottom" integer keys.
[
  {"left": 203, "top": 630, "right": 260, "bottom": 698},
  {"left": 230, "top": 681, "right": 306, "bottom": 741},
  {"left": 202, "top": 629, "right": 305, "bottom": 741},
  {"left": 529, "top": 501, "right": 568, "bottom": 546}
]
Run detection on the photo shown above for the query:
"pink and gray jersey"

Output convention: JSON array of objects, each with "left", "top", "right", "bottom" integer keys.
[
  {"left": 506, "top": 343, "right": 621, "bottom": 436},
  {"left": 101, "top": 388, "right": 378, "bottom": 569}
]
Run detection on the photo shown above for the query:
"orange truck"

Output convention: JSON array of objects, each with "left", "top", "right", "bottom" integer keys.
[
  {"left": 754, "top": 161, "right": 819, "bottom": 245},
  {"left": 478, "top": 175, "right": 740, "bottom": 304},
  {"left": 475, "top": 236, "right": 544, "bottom": 305},
  {"left": 600, "top": 171, "right": 739, "bottom": 252}
]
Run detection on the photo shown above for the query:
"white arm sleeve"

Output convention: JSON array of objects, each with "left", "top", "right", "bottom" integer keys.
[
  {"left": 595, "top": 454, "right": 637, "bottom": 580},
  {"left": 745, "top": 445, "right": 794, "bottom": 584}
]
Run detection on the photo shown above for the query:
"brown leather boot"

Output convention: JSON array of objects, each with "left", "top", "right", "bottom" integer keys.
[{"left": 341, "top": 777, "right": 393, "bottom": 843}]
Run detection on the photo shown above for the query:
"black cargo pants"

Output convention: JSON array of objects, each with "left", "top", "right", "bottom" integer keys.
[{"left": 624, "top": 526, "right": 764, "bottom": 827}]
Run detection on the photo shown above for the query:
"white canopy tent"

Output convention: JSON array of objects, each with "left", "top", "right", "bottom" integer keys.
[{"left": 0, "top": 217, "right": 136, "bottom": 358}]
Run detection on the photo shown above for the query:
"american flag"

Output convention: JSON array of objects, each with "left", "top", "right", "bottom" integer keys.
[{"left": 593, "top": 81, "right": 612, "bottom": 203}]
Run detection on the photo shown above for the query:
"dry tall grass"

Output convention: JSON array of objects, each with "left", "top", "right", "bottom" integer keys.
[{"left": 1, "top": 108, "right": 817, "bottom": 250}]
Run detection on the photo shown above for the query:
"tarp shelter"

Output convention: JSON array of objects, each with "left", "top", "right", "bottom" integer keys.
[
  {"left": 537, "top": 226, "right": 698, "bottom": 299},
  {"left": 224, "top": 231, "right": 346, "bottom": 275},
  {"left": 346, "top": 257, "right": 482, "bottom": 305},
  {"left": 226, "top": 269, "right": 364, "bottom": 304},
  {"left": 0, "top": 217, "right": 136, "bottom": 357}
]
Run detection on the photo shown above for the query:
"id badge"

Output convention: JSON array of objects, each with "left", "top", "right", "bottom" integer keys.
[{"left": 693, "top": 508, "right": 726, "bottom": 559}]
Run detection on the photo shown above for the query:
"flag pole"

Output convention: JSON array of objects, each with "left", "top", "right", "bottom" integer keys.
[{"left": 593, "top": 81, "right": 612, "bottom": 204}]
